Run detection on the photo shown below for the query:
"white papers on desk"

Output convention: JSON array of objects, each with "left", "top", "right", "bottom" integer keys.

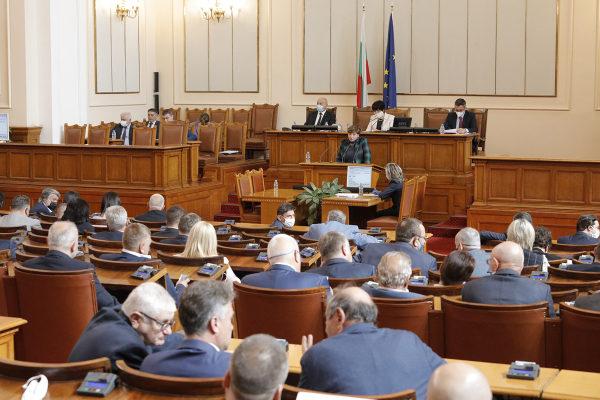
[
  {"left": 219, "top": 150, "right": 239, "bottom": 154},
  {"left": 443, "top": 129, "right": 457, "bottom": 134},
  {"left": 335, "top": 193, "right": 359, "bottom": 199},
  {"left": 297, "top": 393, "right": 369, "bottom": 400}
]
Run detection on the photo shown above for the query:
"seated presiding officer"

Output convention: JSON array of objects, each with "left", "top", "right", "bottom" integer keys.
[
  {"left": 91, "top": 206, "right": 128, "bottom": 241},
  {"left": 428, "top": 362, "right": 492, "bottom": 400},
  {"left": 30, "top": 187, "right": 61, "bottom": 217},
  {"left": 23, "top": 221, "right": 119, "bottom": 310},
  {"left": 362, "top": 251, "right": 423, "bottom": 299},
  {"left": 479, "top": 211, "right": 532, "bottom": 243},
  {"left": 532, "top": 226, "right": 564, "bottom": 261},
  {"left": 299, "top": 287, "right": 445, "bottom": 400},
  {"left": 61, "top": 198, "right": 95, "bottom": 235},
  {"left": 365, "top": 100, "right": 394, "bottom": 132},
  {"left": 303, "top": 209, "right": 378, "bottom": 250},
  {"left": 0, "top": 194, "right": 41, "bottom": 231},
  {"left": 271, "top": 202, "right": 295, "bottom": 230},
  {"left": 336, "top": 125, "right": 371, "bottom": 164},
  {"left": 507, "top": 219, "right": 545, "bottom": 269},
  {"left": 135, "top": 194, "right": 167, "bottom": 222},
  {"left": 462, "top": 241, "right": 555, "bottom": 317},
  {"left": 355, "top": 218, "right": 437, "bottom": 278},
  {"left": 140, "top": 280, "right": 234, "bottom": 378},
  {"left": 241, "top": 234, "right": 331, "bottom": 297},
  {"left": 152, "top": 206, "right": 185, "bottom": 239},
  {"left": 305, "top": 231, "right": 376, "bottom": 279},
  {"left": 111, "top": 112, "right": 135, "bottom": 146},
  {"left": 557, "top": 214, "right": 600, "bottom": 245},
  {"left": 68, "top": 282, "right": 183, "bottom": 371},
  {"left": 304, "top": 97, "right": 336, "bottom": 126},
  {"left": 439, "top": 251, "right": 475, "bottom": 286},
  {"left": 454, "top": 227, "right": 491, "bottom": 277},
  {"left": 443, "top": 98, "right": 478, "bottom": 154},
  {"left": 372, "top": 163, "right": 404, "bottom": 218},
  {"left": 161, "top": 212, "right": 200, "bottom": 245}
]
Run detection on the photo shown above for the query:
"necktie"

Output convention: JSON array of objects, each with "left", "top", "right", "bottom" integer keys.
[
  {"left": 123, "top": 126, "right": 130, "bottom": 146},
  {"left": 316, "top": 113, "right": 323, "bottom": 125},
  {"left": 376, "top": 119, "right": 383, "bottom": 131},
  {"left": 459, "top": 117, "right": 463, "bottom": 129}
]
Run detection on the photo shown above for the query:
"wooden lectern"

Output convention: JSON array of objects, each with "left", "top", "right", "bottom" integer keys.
[{"left": 300, "top": 163, "right": 384, "bottom": 188}]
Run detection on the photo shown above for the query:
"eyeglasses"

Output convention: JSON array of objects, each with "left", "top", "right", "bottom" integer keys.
[
  {"left": 417, "top": 235, "right": 429, "bottom": 242},
  {"left": 139, "top": 311, "right": 176, "bottom": 332}
]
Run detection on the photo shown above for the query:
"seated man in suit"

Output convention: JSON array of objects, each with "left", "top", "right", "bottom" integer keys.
[
  {"left": 574, "top": 291, "right": 600, "bottom": 312},
  {"left": 161, "top": 212, "right": 200, "bottom": 245},
  {"left": 163, "top": 109, "right": 196, "bottom": 141},
  {"left": 91, "top": 205, "right": 128, "bottom": 241},
  {"left": 100, "top": 223, "right": 189, "bottom": 305},
  {"left": 141, "top": 280, "right": 234, "bottom": 377},
  {"left": 23, "top": 221, "right": 119, "bottom": 310},
  {"left": 29, "top": 187, "right": 61, "bottom": 217},
  {"left": 462, "top": 241, "right": 556, "bottom": 317},
  {"left": 303, "top": 209, "right": 378, "bottom": 251},
  {"left": 0, "top": 195, "right": 41, "bottom": 231},
  {"left": 147, "top": 108, "right": 161, "bottom": 139},
  {"left": 443, "top": 98, "right": 478, "bottom": 154},
  {"left": 305, "top": 231, "right": 376, "bottom": 278},
  {"left": 224, "top": 334, "right": 289, "bottom": 400},
  {"left": 533, "top": 226, "right": 564, "bottom": 261},
  {"left": 135, "top": 194, "right": 167, "bottom": 222},
  {"left": 304, "top": 97, "right": 336, "bottom": 126},
  {"left": 455, "top": 227, "right": 491, "bottom": 277},
  {"left": 567, "top": 244, "right": 600, "bottom": 272},
  {"left": 428, "top": 362, "right": 492, "bottom": 400},
  {"left": 69, "top": 282, "right": 183, "bottom": 371},
  {"left": 479, "top": 212, "right": 532, "bottom": 243},
  {"left": 362, "top": 251, "right": 423, "bottom": 299},
  {"left": 111, "top": 111, "right": 135, "bottom": 146},
  {"left": 270, "top": 202, "right": 295, "bottom": 230},
  {"left": 439, "top": 251, "right": 475, "bottom": 286},
  {"left": 299, "top": 287, "right": 445, "bottom": 400},
  {"left": 241, "top": 234, "right": 331, "bottom": 296},
  {"left": 557, "top": 214, "right": 600, "bottom": 245},
  {"left": 355, "top": 218, "right": 437, "bottom": 277},
  {"left": 152, "top": 206, "right": 185, "bottom": 239}
]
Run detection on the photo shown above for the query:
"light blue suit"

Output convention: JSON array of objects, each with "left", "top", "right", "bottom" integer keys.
[
  {"left": 303, "top": 221, "right": 379, "bottom": 250},
  {"left": 467, "top": 249, "right": 492, "bottom": 277}
]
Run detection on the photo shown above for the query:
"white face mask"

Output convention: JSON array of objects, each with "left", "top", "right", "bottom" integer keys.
[
  {"left": 375, "top": 111, "right": 384, "bottom": 119},
  {"left": 120, "top": 120, "right": 129, "bottom": 127},
  {"left": 455, "top": 111, "right": 465, "bottom": 118},
  {"left": 284, "top": 217, "right": 295, "bottom": 228},
  {"left": 591, "top": 226, "right": 600, "bottom": 239}
]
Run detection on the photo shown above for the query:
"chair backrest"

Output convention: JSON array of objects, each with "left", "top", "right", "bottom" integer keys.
[
  {"left": 131, "top": 219, "right": 165, "bottom": 228},
  {"left": 16, "top": 250, "right": 41, "bottom": 263},
  {"left": 235, "top": 172, "right": 254, "bottom": 220},
  {"left": 386, "top": 108, "right": 411, "bottom": 118},
  {"left": 40, "top": 221, "right": 53, "bottom": 229},
  {"left": 28, "top": 232, "right": 48, "bottom": 244},
  {"left": 352, "top": 106, "right": 373, "bottom": 126},
  {"left": 247, "top": 168, "right": 265, "bottom": 193},
  {"left": 441, "top": 296, "right": 549, "bottom": 365},
  {"left": 90, "top": 255, "right": 162, "bottom": 271},
  {"left": 409, "top": 284, "right": 463, "bottom": 296},
  {"left": 545, "top": 279, "right": 600, "bottom": 293},
  {"left": 156, "top": 251, "right": 223, "bottom": 266},
  {"left": 423, "top": 108, "right": 452, "bottom": 129},
  {"left": 551, "top": 289, "right": 578, "bottom": 305},
  {"left": 428, "top": 251, "right": 446, "bottom": 262},
  {"left": 150, "top": 240, "right": 186, "bottom": 253},
  {"left": 218, "top": 239, "right": 255, "bottom": 248},
  {"left": 116, "top": 360, "right": 225, "bottom": 396},
  {"left": 186, "top": 107, "right": 207, "bottom": 123},
  {"left": 209, "top": 108, "right": 230, "bottom": 126},
  {"left": 0, "top": 357, "right": 111, "bottom": 381},
  {"left": 88, "top": 245, "right": 120, "bottom": 258},
  {"left": 233, "top": 282, "right": 328, "bottom": 344},
  {"left": 39, "top": 213, "right": 58, "bottom": 223},
  {"left": 14, "top": 264, "right": 98, "bottom": 362},
  {"left": 0, "top": 225, "right": 27, "bottom": 234},
  {"left": 521, "top": 265, "right": 541, "bottom": 275},
  {"left": 251, "top": 103, "right": 278, "bottom": 135},
  {"left": 100, "top": 121, "right": 116, "bottom": 131},
  {"left": 0, "top": 265, "right": 8, "bottom": 316},
  {"left": 217, "top": 244, "right": 265, "bottom": 257},
  {"left": 470, "top": 109, "right": 488, "bottom": 143},
  {"left": 87, "top": 236, "right": 123, "bottom": 249},
  {"left": 198, "top": 124, "right": 222, "bottom": 156},
  {"left": 281, "top": 384, "right": 416, "bottom": 400},
  {"left": 398, "top": 176, "right": 418, "bottom": 222},
  {"left": 306, "top": 107, "right": 338, "bottom": 118},
  {"left": 232, "top": 108, "right": 252, "bottom": 135},
  {"left": 63, "top": 124, "right": 86, "bottom": 145},
  {"left": 87, "top": 124, "right": 110, "bottom": 145},
  {"left": 412, "top": 175, "right": 428, "bottom": 219},
  {"left": 548, "top": 265, "right": 600, "bottom": 281},
  {"left": 159, "top": 121, "right": 188, "bottom": 146},
  {"left": 328, "top": 276, "right": 375, "bottom": 289},
  {"left": 548, "top": 258, "right": 568, "bottom": 266},
  {"left": 373, "top": 296, "right": 435, "bottom": 345},
  {"left": 224, "top": 122, "right": 247, "bottom": 153},
  {"left": 242, "top": 232, "right": 273, "bottom": 242},
  {"left": 239, "top": 226, "right": 272, "bottom": 234},
  {"left": 23, "top": 243, "right": 49, "bottom": 255},
  {"left": 132, "top": 126, "right": 156, "bottom": 146},
  {"left": 549, "top": 242, "right": 598, "bottom": 252},
  {"left": 160, "top": 107, "right": 181, "bottom": 121},
  {"left": 560, "top": 303, "right": 600, "bottom": 372}
]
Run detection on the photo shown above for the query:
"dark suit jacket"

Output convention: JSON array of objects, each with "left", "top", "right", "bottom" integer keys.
[
  {"left": 378, "top": 179, "right": 403, "bottom": 210},
  {"left": 91, "top": 230, "right": 124, "bottom": 241},
  {"left": 305, "top": 110, "right": 336, "bottom": 126},
  {"left": 532, "top": 247, "right": 563, "bottom": 261},
  {"left": 146, "top": 121, "right": 160, "bottom": 139},
  {"left": 443, "top": 110, "right": 478, "bottom": 133},
  {"left": 479, "top": 231, "right": 507, "bottom": 243},
  {"left": 112, "top": 124, "right": 134, "bottom": 145},
  {"left": 299, "top": 323, "right": 445, "bottom": 400},
  {"left": 75, "top": 221, "right": 95, "bottom": 235},
  {"left": 567, "top": 262, "right": 600, "bottom": 272},
  {"left": 152, "top": 227, "right": 179, "bottom": 238},
  {"left": 135, "top": 210, "right": 167, "bottom": 222},
  {"left": 0, "top": 239, "right": 19, "bottom": 258},
  {"left": 462, "top": 269, "right": 556, "bottom": 317},
  {"left": 574, "top": 292, "right": 600, "bottom": 312},
  {"left": 161, "top": 235, "right": 188, "bottom": 245},
  {"left": 30, "top": 202, "right": 55, "bottom": 218},
  {"left": 187, "top": 130, "right": 198, "bottom": 141},
  {"left": 23, "top": 250, "right": 119, "bottom": 310},
  {"left": 140, "top": 338, "right": 231, "bottom": 378},
  {"left": 305, "top": 258, "right": 376, "bottom": 279},
  {"left": 241, "top": 264, "right": 331, "bottom": 297},
  {"left": 523, "top": 248, "right": 545, "bottom": 267},
  {"left": 355, "top": 241, "right": 437, "bottom": 278},
  {"left": 68, "top": 305, "right": 184, "bottom": 371},
  {"left": 362, "top": 285, "right": 424, "bottom": 299},
  {"left": 557, "top": 231, "right": 600, "bottom": 245}
]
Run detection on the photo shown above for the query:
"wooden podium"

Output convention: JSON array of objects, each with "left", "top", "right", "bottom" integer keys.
[{"left": 299, "top": 162, "right": 384, "bottom": 188}]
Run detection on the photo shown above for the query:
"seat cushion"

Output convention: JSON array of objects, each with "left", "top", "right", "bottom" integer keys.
[
  {"left": 246, "top": 135, "right": 268, "bottom": 149},
  {"left": 219, "top": 154, "right": 245, "bottom": 162},
  {"left": 198, "top": 155, "right": 218, "bottom": 166},
  {"left": 366, "top": 216, "right": 398, "bottom": 229}
]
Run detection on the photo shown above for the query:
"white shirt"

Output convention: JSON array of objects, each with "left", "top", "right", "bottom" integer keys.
[
  {"left": 122, "top": 249, "right": 150, "bottom": 259},
  {"left": 122, "top": 123, "right": 132, "bottom": 145},
  {"left": 147, "top": 121, "right": 157, "bottom": 128},
  {"left": 378, "top": 285, "right": 409, "bottom": 293},
  {"left": 314, "top": 112, "right": 325, "bottom": 125}
]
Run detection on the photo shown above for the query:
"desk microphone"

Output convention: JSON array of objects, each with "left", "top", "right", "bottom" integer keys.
[
  {"left": 329, "top": 143, "right": 342, "bottom": 163},
  {"left": 319, "top": 145, "right": 331, "bottom": 163}
]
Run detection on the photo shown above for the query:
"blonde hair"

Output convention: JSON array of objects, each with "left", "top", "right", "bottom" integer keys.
[
  {"left": 385, "top": 163, "right": 404, "bottom": 181},
  {"left": 507, "top": 219, "right": 535, "bottom": 251},
  {"left": 180, "top": 221, "right": 218, "bottom": 258}
]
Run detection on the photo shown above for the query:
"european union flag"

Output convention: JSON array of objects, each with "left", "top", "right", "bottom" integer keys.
[{"left": 383, "top": 14, "right": 397, "bottom": 109}]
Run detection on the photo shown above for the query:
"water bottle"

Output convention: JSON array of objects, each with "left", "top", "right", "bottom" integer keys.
[
  {"left": 111, "top": 130, "right": 116, "bottom": 140},
  {"left": 414, "top": 123, "right": 418, "bottom": 128},
  {"left": 346, "top": 122, "right": 350, "bottom": 132},
  {"left": 359, "top": 184, "right": 364, "bottom": 196},
  {"left": 306, "top": 152, "right": 310, "bottom": 163},
  {"left": 439, "top": 124, "right": 445, "bottom": 135},
  {"left": 274, "top": 180, "right": 278, "bottom": 193}
]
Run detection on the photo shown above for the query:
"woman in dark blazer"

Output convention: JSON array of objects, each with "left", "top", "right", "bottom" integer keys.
[
  {"left": 373, "top": 163, "right": 404, "bottom": 217},
  {"left": 61, "top": 198, "right": 95, "bottom": 235},
  {"left": 336, "top": 125, "right": 371, "bottom": 164}
]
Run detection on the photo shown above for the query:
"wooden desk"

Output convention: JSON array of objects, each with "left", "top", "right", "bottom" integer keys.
[
  {"left": 226, "top": 255, "right": 270, "bottom": 273},
  {"left": 228, "top": 338, "right": 302, "bottom": 374},
  {"left": 542, "top": 369, "right": 600, "bottom": 399},
  {"left": 0, "top": 317, "right": 27, "bottom": 360},
  {"left": 241, "top": 189, "right": 304, "bottom": 225},
  {"left": 161, "top": 263, "right": 226, "bottom": 282},
  {"left": 321, "top": 195, "right": 391, "bottom": 228},
  {"left": 96, "top": 268, "right": 168, "bottom": 291}
]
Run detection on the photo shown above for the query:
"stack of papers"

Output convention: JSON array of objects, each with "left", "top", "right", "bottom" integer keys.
[
  {"left": 219, "top": 150, "right": 239, "bottom": 154},
  {"left": 335, "top": 193, "right": 358, "bottom": 198}
]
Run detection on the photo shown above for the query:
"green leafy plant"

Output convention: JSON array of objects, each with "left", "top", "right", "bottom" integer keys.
[{"left": 297, "top": 178, "right": 350, "bottom": 225}]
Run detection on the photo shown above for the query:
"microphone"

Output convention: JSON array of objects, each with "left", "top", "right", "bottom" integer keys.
[
  {"left": 319, "top": 144, "right": 331, "bottom": 163},
  {"left": 330, "top": 143, "right": 342, "bottom": 163},
  {"left": 330, "top": 120, "right": 371, "bottom": 163}
]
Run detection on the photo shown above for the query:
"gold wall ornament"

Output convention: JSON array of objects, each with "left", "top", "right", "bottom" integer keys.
[
  {"left": 116, "top": 0, "right": 139, "bottom": 21},
  {"left": 201, "top": 1, "right": 233, "bottom": 23}
]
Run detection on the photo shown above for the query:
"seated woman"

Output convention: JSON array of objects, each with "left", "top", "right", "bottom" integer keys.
[
  {"left": 335, "top": 125, "right": 371, "bottom": 164},
  {"left": 178, "top": 221, "right": 240, "bottom": 284},
  {"left": 373, "top": 163, "right": 404, "bottom": 217},
  {"left": 439, "top": 251, "right": 475, "bottom": 286},
  {"left": 99, "top": 191, "right": 121, "bottom": 218},
  {"left": 189, "top": 113, "right": 215, "bottom": 141},
  {"left": 61, "top": 198, "right": 94, "bottom": 235},
  {"left": 365, "top": 100, "right": 395, "bottom": 132},
  {"left": 507, "top": 219, "right": 547, "bottom": 269}
]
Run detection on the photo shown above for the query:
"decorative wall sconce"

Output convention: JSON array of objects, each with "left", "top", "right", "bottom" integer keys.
[
  {"left": 201, "top": 1, "right": 234, "bottom": 23},
  {"left": 116, "top": 0, "right": 140, "bottom": 21}
]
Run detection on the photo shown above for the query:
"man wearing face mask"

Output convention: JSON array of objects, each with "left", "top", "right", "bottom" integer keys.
[
  {"left": 270, "top": 203, "right": 295, "bottom": 230},
  {"left": 557, "top": 214, "right": 600, "bottom": 245},
  {"left": 305, "top": 98, "right": 336, "bottom": 126},
  {"left": 443, "top": 98, "right": 478, "bottom": 154},
  {"left": 30, "top": 187, "right": 61, "bottom": 217},
  {"left": 354, "top": 218, "right": 437, "bottom": 278},
  {"left": 112, "top": 111, "right": 135, "bottom": 146},
  {"left": 365, "top": 100, "right": 395, "bottom": 132}
]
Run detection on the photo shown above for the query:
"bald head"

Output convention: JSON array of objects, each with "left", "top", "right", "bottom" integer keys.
[
  {"left": 148, "top": 194, "right": 165, "bottom": 210},
  {"left": 48, "top": 221, "right": 79, "bottom": 257},
  {"left": 316, "top": 97, "right": 328, "bottom": 109},
  {"left": 267, "top": 234, "right": 300, "bottom": 271},
  {"left": 489, "top": 241, "right": 524, "bottom": 273},
  {"left": 427, "top": 362, "right": 492, "bottom": 400}
]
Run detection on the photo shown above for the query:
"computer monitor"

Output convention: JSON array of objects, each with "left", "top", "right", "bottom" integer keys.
[
  {"left": 0, "top": 114, "right": 8, "bottom": 141},
  {"left": 346, "top": 166, "right": 372, "bottom": 188},
  {"left": 393, "top": 117, "right": 412, "bottom": 127}
]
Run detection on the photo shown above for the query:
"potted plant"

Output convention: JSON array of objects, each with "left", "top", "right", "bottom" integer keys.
[{"left": 297, "top": 178, "right": 350, "bottom": 225}]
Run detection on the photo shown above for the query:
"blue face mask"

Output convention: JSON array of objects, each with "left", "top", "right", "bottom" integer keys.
[
  {"left": 316, "top": 105, "right": 324, "bottom": 113},
  {"left": 417, "top": 241, "right": 425, "bottom": 252}
]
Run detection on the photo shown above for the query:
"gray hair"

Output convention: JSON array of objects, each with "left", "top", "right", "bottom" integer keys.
[
  {"left": 507, "top": 219, "right": 535, "bottom": 251},
  {"left": 11, "top": 195, "right": 30, "bottom": 211},
  {"left": 318, "top": 231, "right": 348, "bottom": 261},
  {"left": 105, "top": 206, "right": 128, "bottom": 230},
  {"left": 230, "top": 334, "right": 289, "bottom": 400},
  {"left": 326, "top": 289, "right": 378, "bottom": 324},
  {"left": 179, "top": 213, "right": 201, "bottom": 235},
  {"left": 178, "top": 280, "right": 234, "bottom": 336},
  {"left": 396, "top": 218, "right": 422, "bottom": 243},
  {"left": 328, "top": 209, "right": 346, "bottom": 224},
  {"left": 455, "top": 227, "right": 481, "bottom": 249},
  {"left": 122, "top": 282, "right": 176, "bottom": 318},
  {"left": 39, "top": 188, "right": 60, "bottom": 203},
  {"left": 48, "top": 221, "right": 78, "bottom": 250},
  {"left": 123, "top": 223, "right": 151, "bottom": 251},
  {"left": 377, "top": 251, "right": 412, "bottom": 289},
  {"left": 385, "top": 163, "right": 404, "bottom": 181},
  {"left": 120, "top": 111, "right": 132, "bottom": 120},
  {"left": 149, "top": 194, "right": 165, "bottom": 209}
]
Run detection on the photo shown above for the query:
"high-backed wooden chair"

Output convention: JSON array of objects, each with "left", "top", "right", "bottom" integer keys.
[
  {"left": 559, "top": 303, "right": 600, "bottom": 372},
  {"left": 386, "top": 108, "right": 411, "bottom": 119},
  {"left": 247, "top": 168, "right": 265, "bottom": 193},
  {"left": 248, "top": 103, "right": 278, "bottom": 154},
  {"left": 423, "top": 108, "right": 488, "bottom": 153},
  {"left": 159, "top": 121, "right": 188, "bottom": 146},
  {"left": 87, "top": 124, "right": 110, "bottom": 145},
  {"left": 160, "top": 107, "right": 181, "bottom": 121},
  {"left": 235, "top": 172, "right": 261, "bottom": 222},
  {"left": 186, "top": 107, "right": 207, "bottom": 124},
  {"left": 353, "top": 106, "right": 373, "bottom": 126},
  {"left": 366, "top": 176, "right": 418, "bottom": 229},
  {"left": 209, "top": 108, "right": 230, "bottom": 126},
  {"left": 547, "top": 265, "right": 600, "bottom": 281},
  {"left": 220, "top": 122, "right": 247, "bottom": 162},
  {"left": 306, "top": 106, "right": 338, "bottom": 118},
  {"left": 281, "top": 385, "right": 416, "bottom": 400},
  {"left": 100, "top": 121, "right": 116, "bottom": 131},
  {"left": 470, "top": 109, "right": 488, "bottom": 153},
  {"left": 0, "top": 357, "right": 111, "bottom": 381},
  {"left": 374, "top": 296, "right": 435, "bottom": 345},
  {"left": 412, "top": 175, "right": 428, "bottom": 219},
  {"left": 63, "top": 124, "right": 86, "bottom": 144},
  {"left": 232, "top": 108, "right": 252, "bottom": 136},
  {"left": 233, "top": 282, "right": 328, "bottom": 344},
  {"left": 132, "top": 126, "right": 156, "bottom": 146},
  {"left": 198, "top": 123, "right": 222, "bottom": 166}
]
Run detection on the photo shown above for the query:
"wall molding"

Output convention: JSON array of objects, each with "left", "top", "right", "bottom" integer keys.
[{"left": 0, "top": 0, "right": 11, "bottom": 108}]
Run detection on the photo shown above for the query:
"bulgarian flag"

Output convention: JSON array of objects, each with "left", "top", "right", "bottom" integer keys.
[{"left": 357, "top": 10, "right": 371, "bottom": 107}]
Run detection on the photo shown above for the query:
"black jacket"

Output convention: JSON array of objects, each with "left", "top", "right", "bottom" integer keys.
[
  {"left": 135, "top": 210, "right": 167, "bottom": 222},
  {"left": 443, "top": 110, "right": 478, "bottom": 133},
  {"left": 336, "top": 137, "right": 371, "bottom": 164},
  {"left": 305, "top": 110, "right": 336, "bottom": 126},
  {"left": 152, "top": 228, "right": 179, "bottom": 238},
  {"left": 305, "top": 258, "right": 376, "bottom": 279}
]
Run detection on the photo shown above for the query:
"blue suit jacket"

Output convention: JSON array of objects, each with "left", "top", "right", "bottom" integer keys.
[
  {"left": 355, "top": 241, "right": 437, "bottom": 278},
  {"left": 241, "top": 264, "right": 331, "bottom": 297},
  {"left": 134, "top": 210, "right": 167, "bottom": 222},
  {"left": 161, "top": 235, "right": 188, "bottom": 245},
  {"left": 270, "top": 219, "right": 284, "bottom": 230},
  {"left": 299, "top": 323, "right": 445, "bottom": 400},
  {"left": 362, "top": 285, "right": 424, "bottom": 299},
  {"left": 467, "top": 249, "right": 492, "bottom": 277},
  {"left": 30, "top": 202, "right": 55, "bottom": 218},
  {"left": 91, "top": 230, "right": 123, "bottom": 241},
  {"left": 305, "top": 258, "right": 376, "bottom": 279},
  {"left": 0, "top": 238, "right": 19, "bottom": 258},
  {"left": 23, "top": 250, "right": 119, "bottom": 310},
  {"left": 462, "top": 269, "right": 556, "bottom": 317},
  {"left": 557, "top": 231, "right": 600, "bottom": 245},
  {"left": 567, "top": 262, "right": 600, "bottom": 272},
  {"left": 187, "top": 130, "right": 198, "bottom": 141},
  {"left": 303, "top": 221, "right": 379, "bottom": 250},
  {"left": 140, "top": 338, "right": 231, "bottom": 378},
  {"left": 152, "top": 228, "right": 179, "bottom": 239},
  {"left": 68, "top": 305, "right": 183, "bottom": 371}
]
